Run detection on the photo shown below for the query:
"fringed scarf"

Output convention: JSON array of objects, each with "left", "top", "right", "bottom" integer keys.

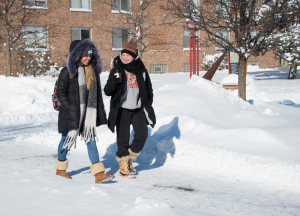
[{"left": 62, "top": 65, "right": 98, "bottom": 151}]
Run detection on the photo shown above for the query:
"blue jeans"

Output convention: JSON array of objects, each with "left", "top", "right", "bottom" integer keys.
[{"left": 57, "top": 130, "right": 100, "bottom": 164}]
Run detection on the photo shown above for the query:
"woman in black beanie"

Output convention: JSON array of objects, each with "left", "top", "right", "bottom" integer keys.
[{"left": 104, "top": 38, "right": 156, "bottom": 179}]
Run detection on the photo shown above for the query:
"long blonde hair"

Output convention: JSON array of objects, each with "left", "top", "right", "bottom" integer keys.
[{"left": 83, "top": 64, "right": 96, "bottom": 90}]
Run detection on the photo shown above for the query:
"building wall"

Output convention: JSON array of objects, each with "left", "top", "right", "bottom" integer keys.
[{"left": 0, "top": 0, "right": 280, "bottom": 76}]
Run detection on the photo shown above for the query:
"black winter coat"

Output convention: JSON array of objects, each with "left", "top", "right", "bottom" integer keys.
[
  {"left": 57, "top": 60, "right": 107, "bottom": 133},
  {"left": 104, "top": 65, "right": 156, "bottom": 133}
]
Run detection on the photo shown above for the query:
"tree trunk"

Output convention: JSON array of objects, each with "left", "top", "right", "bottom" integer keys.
[
  {"left": 238, "top": 54, "right": 247, "bottom": 101},
  {"left": 288, "top": 64, "right": 297, "bottom": 79},
  {"left": 5, "top": 33, "right": 11, "bottom": 77}
]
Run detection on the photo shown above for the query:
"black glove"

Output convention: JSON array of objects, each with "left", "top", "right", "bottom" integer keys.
[{"left": 113, "top": 72, "right": 122, "bottom": 86}]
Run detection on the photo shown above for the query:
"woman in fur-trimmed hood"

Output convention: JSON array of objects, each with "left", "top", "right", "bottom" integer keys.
[{"left": 55, "top": 38, "right": 112, "bottom": 184}]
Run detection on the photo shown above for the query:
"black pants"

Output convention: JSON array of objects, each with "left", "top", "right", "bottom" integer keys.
[{"left": 116, "top": 108, "right": 148, "bottom": 158}]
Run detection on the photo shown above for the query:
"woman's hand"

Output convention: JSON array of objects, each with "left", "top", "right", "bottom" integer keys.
[{"left": 113, "top": 72, "right": 122, "bottom": 86}]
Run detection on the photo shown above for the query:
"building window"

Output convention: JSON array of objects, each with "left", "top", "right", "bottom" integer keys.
[
  {"left": 184, "top": 29, "right": 199, "bottom": 49},
  {"left": 184, "top": 63, "right": 199, "bottom": 72},
  {"left": 24, "top": 26, "right": 47, "bottom": 50},
  {"left": 112, "top": 28, "right": 130, "bottom": 50},
  {"left": 184, "top": 0, "right": 199, "bottom": 14},
  {"left": 184, "top": 63, "right": 190, "bottom": 73},
  {"left": 71, "top": 27, "right": 91, "bottom": 41},
  {"left": 215, "top": 30, "right": 230, "bottom": 50},
  {"left": 23, "top": 0, "right": 47, "bottom": 8},
  {"left": 70, "top": 0, "right": 91, "bottom": 10},
  {"left": 215, "top": 0, "right": 230, "bottom": 15},
  {"left": 248, "top": 61, "right": 258, "bottom": 66},
  {"left": 112, "top": 0, "right": 130, "bottom": 12},
  {"left": 150, "top": 64, "right": 167, "bottom": 74}
]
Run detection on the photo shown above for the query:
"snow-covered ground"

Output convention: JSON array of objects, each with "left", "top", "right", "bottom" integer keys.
[{"left": 0, "top": 67, "right": 299, "bottom": 216}]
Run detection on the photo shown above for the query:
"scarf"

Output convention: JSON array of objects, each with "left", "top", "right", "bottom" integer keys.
[
  {"left": 112, "top": 55, "right": 148, "bottom": 107},
  {"left": 62, "top": 65, "right": 98, "bottom": 151}
]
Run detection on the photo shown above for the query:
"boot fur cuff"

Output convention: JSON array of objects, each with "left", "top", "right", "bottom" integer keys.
[
  {"left": 90, "top": 162, "right": 105, "bottom": 176},
  {"left": 128, "top": 148, "right": 140, "bottom": 157},
  {"left": 55, "top": 158, "right": 68, "bottom": 171},
  {"left": 116, "top": 155, "right": 131, "bottom": 162}
]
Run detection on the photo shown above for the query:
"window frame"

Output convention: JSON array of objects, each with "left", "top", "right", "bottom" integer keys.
[
  {"left": 183, "top": 0, "right": 199, "bottom": 15},
  {"left": 183, "top": 29, "right": 200, "bottom": 50},
  {"left": 71, "top": 27, "right": 92, "bottom": 41},
  {"left": 215, "top": 29, "right": 230, "bottom": 50},
  {"left": 23, "top": 0, "right": 47, "bottom": 9},
  {"left": 70, "top": 0, "right": 92, "bottom": 12},
  {"left": 111, "top": 0, "right": 131, "bottom": 13},
  {"left": 215, "top": 0, "right": 230, "bottom": 16},
  {"left": 112, "top": 28, "right": 131, "bottom": 50},
  {"left": 184, "top": 63, "right": 199, "bottom": 72},
  {"left": 150, "top": 64, "right": 167, "bottom": 74},
  {"left": 24, "top": 25, "right": 48, "bottom": 51}
]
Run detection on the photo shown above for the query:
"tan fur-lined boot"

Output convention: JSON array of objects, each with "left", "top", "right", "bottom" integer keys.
[
  {"left": 90, "top": 162, "right": 113, "bottom": 184},
  {"left": 128, "top": 148, "right": 140, "bottom": 175},
  {"left": 116, "top": 155, "right": 134, "bottom": 179},
  {"left": 55, "top": 158, "right": 71, "bottom": 179}
]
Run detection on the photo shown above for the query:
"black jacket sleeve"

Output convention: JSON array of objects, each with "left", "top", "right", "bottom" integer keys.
[
  {"left": 57, "top": 67, "right": 71, "bottom": 111},
  {"left": 104, "top": 68, "right": 119, "bottom": 96},
  {"left": 145, "top": 71, "right": 154, "bottom": 106}
]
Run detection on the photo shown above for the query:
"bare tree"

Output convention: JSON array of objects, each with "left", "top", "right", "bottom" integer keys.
[
  {"left": 268, "top": 24, "right": 300, "bottom": 79},
  {"left": 1, "top": 0, "right": 63, "bottom": 76},
  {"left": 99, "top": 0, "right": 174, "bottom": 60},
  {"left": 163, "top": 0, "right": 300, "bottom": 100}
]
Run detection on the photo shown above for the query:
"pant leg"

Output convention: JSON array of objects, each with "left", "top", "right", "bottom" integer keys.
[
  {"left": 57, "top": 129, "right": 69, "bottom": 161},
  {"left": 130, "top": 109, "right": 148, "bottom": 153},
  {"left": 85, "top": 138, "right": 100, "bottom": 164},
  {"left": 116, "top": 108, "right": 132, "bottom": 158}
]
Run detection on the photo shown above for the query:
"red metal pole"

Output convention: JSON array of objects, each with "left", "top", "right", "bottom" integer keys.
[
  {"left": 193, "top": 36, "right": 196, "bottom": 76},
  {"left": 196, "top": 39, "right": 199, "bottom": 76},
  {"left": 190, "top": 38, "right": 192, "bottom": 78}
]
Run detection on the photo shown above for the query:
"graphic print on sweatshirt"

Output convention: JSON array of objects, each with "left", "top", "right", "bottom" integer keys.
[
  {"left": 126, "top": 72, "right": 138, "bottom": 88},
  {"left": 119, "top": 71, "right": 141, "bottom": 110}
]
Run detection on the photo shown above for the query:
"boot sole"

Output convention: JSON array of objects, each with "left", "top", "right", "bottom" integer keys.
[
  {"left": 119, "top": 173, "right": 135, "bottom": 179},
  {"left": 96, "top": 175, "right": 113, "bottom": 184}
]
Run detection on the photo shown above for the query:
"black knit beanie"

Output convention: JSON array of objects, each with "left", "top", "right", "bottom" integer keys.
[{"left": 81, "top": 46, "right": 93, "bottom": 58}]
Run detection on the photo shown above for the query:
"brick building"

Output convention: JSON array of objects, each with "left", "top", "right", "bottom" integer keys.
[{"left": 0, "top": 0, "right": 280, "bottom": 76}]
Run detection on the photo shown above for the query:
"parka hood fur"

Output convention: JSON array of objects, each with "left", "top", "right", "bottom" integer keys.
[{"left": 66, "top": 39, "right": 103, "bottom": 78}]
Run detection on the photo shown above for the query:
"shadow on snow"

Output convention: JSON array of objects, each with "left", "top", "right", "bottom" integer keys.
[
  {"left": 247, "top": 69, "right": 300, "bottom": 80},
  {"left": 101, "top": 117, "right": 181, "bottom": 176}
]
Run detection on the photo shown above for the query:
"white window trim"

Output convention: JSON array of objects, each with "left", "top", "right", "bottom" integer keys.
[
  {"left": 23, "top": 0, "right": 48, "bottom": 9},
  {"left": 215, "top": 47, "right": 227, "bottom": 51},
  {"left": 150, "top": 50, "right": 166, "bottom": 52},
  {"left": 70, "top": 8, "right": 92, "bottom": 12},
  {"left": 23, "top": 5, "right": 48, "bottom": 9},
  {"left": 71, "top": 27, "right": 92, "bottom": 41},
  {"left": 183, "top": 48, "right": 201, "bottom": 51},
  {"left": 112, "top": 48, "right": 123, "bottom": 51},
  {"left": 70, "top": 0, "right": 92, "bottom": 11},
  {"left": 111, "top": 10, "right": 131, "bottom": 14},
  {"left": 25, "top": 48, "right": 49, "bottom": 52}
]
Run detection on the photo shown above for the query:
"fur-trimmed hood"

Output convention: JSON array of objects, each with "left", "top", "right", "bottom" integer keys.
[{"left": 66, "top": 39, "right": 103, "bottom": 78}]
